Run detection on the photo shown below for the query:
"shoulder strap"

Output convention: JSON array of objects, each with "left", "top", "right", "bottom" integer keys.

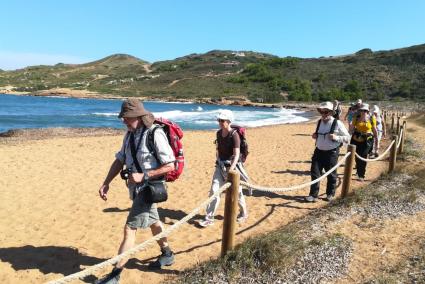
[
  {"left": 129, "top": 132, "right": 143, "bottom": 173},
  {"left": 147, "top": 125, "right": 161, "bottom": 163},
  {"left": 314, "top": 119, "right": 321, "bottom": 134},
  {"left": 329, "top": 118, "right": 338, "bottom": 134}
]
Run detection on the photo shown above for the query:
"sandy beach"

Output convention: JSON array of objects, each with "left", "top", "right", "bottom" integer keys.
[{"left": 0, "top": 120, "right": 392, "bottom": 284}]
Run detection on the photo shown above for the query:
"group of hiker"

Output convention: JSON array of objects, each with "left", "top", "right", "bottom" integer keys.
[
  {"left": 305, "top": 99, "right": 386, "bottom": 203},
  {"left": 95, "top": 98, "right": 386, "bottom": 283}
]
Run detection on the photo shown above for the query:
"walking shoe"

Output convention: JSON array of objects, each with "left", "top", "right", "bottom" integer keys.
[
  {"left": 247, "top": 187, "right": 253, "bottom": 196},
  {"left": 324, "top": 195, "right": 334, "bottom": 202},
  {"left": 94, "top": 267, "right": 122, "bottom": 284},
  {"left": 198, "top": 219, "right": 214, "bottom": 228},
  {"left": 305, "top": 196, "right": 318, "bottom": 202},
  {"left": 237, "top": 214, "right": 248, "bottom": 223},
  {"left": 148, "top": 247, "right": 175, "bottom": 270}
]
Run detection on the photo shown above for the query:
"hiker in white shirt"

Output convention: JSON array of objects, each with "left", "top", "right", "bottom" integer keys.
[{"left": 305, "top": 102, "right": 350, "bottom": 202}]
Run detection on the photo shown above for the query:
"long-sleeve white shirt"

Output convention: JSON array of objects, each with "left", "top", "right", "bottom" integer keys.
[{"left": 315, "top": 117, "right": 350, "bottom": 151}]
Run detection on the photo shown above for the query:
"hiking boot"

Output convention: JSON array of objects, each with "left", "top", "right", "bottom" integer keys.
[
  {"left": 305, "top": 196, "right": 318, "bottom": 202},
  {"left": 324, "top": 195, "right": 334, "bottom": 202},
  {"left": 148, "top": 247, "right": 175, "bottom": 270},
  {"left": 94, "top": 267, "right": 122, "bottom": 284},
  {"left": 198, "top": 219, "right": 214, "bottom": 228}
]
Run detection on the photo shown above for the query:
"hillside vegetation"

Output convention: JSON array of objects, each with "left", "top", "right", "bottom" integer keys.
[{"left": 1, "top": 44, "right": 425, "bottom": 103}]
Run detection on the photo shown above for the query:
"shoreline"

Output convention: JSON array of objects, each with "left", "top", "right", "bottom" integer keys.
[{"left": 0, "top": 88, "right": 317, "bottom": 111}]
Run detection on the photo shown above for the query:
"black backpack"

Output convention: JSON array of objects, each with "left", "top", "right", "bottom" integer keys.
[{"left": 314, "top": 118, "right": 342, "bottom": 148}]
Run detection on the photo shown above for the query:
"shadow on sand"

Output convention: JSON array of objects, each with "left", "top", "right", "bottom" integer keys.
[{"left": 0, "top": 245, "right": 106, "bottom": 283}]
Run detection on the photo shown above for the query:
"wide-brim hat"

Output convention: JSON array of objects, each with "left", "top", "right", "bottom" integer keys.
[
  {"left": 317, "top": 101, "right": 334, "bottom": 113},
  {"left": 358, "top": 103, "right": 370, "bottom": 112},
  {"left": 372, "top": 105, "right": 380, "bottom": 113},
  {"left": 118, "top": 98, "right": 155, "bottom": 128}
]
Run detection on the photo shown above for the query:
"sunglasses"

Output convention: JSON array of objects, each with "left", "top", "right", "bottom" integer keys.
[
  {"left": 217, "top": 119, "right": 227, "bottom": 123},
  {"left": 319, "top": 110, "right": 331, "bottom": 115}
]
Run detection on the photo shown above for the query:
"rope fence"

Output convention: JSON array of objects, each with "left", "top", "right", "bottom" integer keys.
[
  {"left": 47, "top": 183, "right": 231, "bottom": 284},
  {"left": 241, "top": 152, "right": 351, "bottom": 193},
  {"left": 354, "top": 140, "right": 395, "bottom": 162},
  {"left": 47, "top": 112, "right": 408, "bottom": 284}
]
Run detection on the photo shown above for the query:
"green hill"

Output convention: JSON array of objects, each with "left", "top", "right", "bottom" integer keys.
[{"left": 1, "top": 44, "right": 425, "bottom": 102}]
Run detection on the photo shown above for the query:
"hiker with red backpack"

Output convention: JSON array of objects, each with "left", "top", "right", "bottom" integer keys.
[
  {"left": 305, "top": 102, "right": 350, "bottom": 202},
  {"left": 198, "top": 109, "right": 249, "bottom": 227},
  {"left": 97, "top": 99, "right": 179, "bottom": 283}
]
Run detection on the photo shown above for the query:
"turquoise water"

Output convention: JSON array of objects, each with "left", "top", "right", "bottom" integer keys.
[{"left": 0, "top": 94, "right": 310, "bottom": 133}]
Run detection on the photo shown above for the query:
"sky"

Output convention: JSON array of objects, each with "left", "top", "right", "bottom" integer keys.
[{"left": 0, "top": 0, "right": 424, "bottom": 70}]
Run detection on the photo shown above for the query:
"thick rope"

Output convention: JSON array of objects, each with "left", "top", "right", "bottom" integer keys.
[
  {"left": 241, "top": 152, "right": 351, "bottom": 193},
  {"left": 354, "top": 140, "right": 395, "bottom": 162},
  {"left": 47, "top": 182, "right": 231, "bottom": 284}
]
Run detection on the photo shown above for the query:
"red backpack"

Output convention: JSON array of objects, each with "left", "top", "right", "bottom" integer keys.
[
  {"left": 147, "top": 117, "right": 184, "bottom": 182},
  {"left": 231, "top": 125, "right": 249, "bottom": 163}
]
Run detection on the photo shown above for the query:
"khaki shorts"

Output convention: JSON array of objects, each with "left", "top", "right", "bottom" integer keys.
[{"left": 126, "top": 193, "right": 160, "bottom": 229}]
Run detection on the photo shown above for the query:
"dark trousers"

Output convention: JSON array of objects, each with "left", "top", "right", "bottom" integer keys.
[
  {"left": 309, "top": 147, "right": 339, "bottom": 198},
  {"left": 351, "top": 138, "right": 372, "bottom": 178}
]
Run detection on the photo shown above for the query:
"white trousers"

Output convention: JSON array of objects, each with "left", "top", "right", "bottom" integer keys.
[{"left": 205, "top": 166, "right": 247, "bottom": 221}]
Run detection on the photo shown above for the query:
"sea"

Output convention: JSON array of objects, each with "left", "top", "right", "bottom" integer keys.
[{"left": 0, "top": 94, "right": 311, "bottom": 133}]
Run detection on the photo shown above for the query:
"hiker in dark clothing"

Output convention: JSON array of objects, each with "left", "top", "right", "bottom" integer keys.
[{"left": 305, "top": 102, "right": 350, "bottom": 202}]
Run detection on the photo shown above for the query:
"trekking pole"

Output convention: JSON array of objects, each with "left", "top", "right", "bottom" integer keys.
[
  {"left": 341, "top": 144, "right": 356, "bottom": 198},
  {"left": 221, "top": 170, "right": 240, "bottom": 257},
  {"left": 389, "top": 135, "right": 398, "bottom": 173}
]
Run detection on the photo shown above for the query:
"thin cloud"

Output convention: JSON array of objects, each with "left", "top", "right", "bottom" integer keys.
[{"left": 0, "top": 51, "right": 89, "bottom": 71}]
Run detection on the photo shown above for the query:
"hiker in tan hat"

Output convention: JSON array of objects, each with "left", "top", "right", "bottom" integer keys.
[
  {"left": 305, "top": 102, "right": 350, "bottom": 202},
  {"left": 97, "top": 98, "right": 176, "bottom": 283}
]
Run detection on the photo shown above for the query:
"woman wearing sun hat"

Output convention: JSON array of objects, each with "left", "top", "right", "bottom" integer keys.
[
  {"left": 349, "top": 103, "right": 378, "bottom": 181},
  {"left": 198, "top": 109, "right": 249, "bottom": 227}
]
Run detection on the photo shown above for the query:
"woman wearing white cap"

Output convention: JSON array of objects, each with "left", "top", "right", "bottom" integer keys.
[
  {"left": 371, "top": 105, "right": 386, "bottom": 157},
  {"left": 349, "top": 103, "right": 378, "bottom": 181},
  {"left": 198, "top": 109, "right": 249, "bottom": 227}
]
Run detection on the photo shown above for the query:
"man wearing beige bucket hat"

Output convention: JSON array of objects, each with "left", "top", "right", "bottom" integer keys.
[
  {"left": 97, "top": 98, "right": 176, "bottom": 283},
  {"left": 305, "top": 102, "right": 350, "bottom": 202}
]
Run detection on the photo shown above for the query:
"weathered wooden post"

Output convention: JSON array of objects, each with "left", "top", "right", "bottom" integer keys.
[
  {"left": 391, "top": 114, "right": 395, "bottom": 132},
  {"left": 221, "top": 170, "right": 240, "bottom": 257},
  {"left": 396, "top": 116, "right": 401, "bottom": 135},
  {"left": 341, "top": 144, "right": 356, "bottom": 198},
  {"left": 389, "top": 135, "right": 398, "bottom": 173},
  {"left": 383, "top": 111, "right": 387, "bottom": 127}
]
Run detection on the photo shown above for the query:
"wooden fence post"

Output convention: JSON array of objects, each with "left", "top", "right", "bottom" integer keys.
[
  {"left": 221, "top": 170, "right": 240, "bottom": 257},
  {"left": 341, "top": 144, "right": 356, "bottom": 198},
  {"left": 389, "top": 135, "right": 398, "bottom": 173},
  {"left": 383, "top": 111, "right": 387, "bottom": 127},
  {"left": 391, "top": 114, "right": 395, "bottom": 132},
  {"left": 396, "top": 116, "right": 401, "bottom": 135}
]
